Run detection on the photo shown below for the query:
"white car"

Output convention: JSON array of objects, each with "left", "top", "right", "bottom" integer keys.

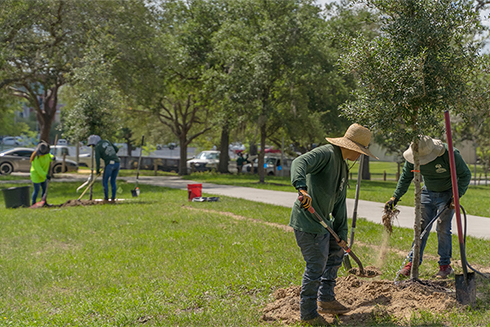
[
  {"left": 2, "top": 136, "right": 24, "bottom": 146},
  {"left": 187, "top": 150, "right": 220, "bottom": 173},
  {"left": 57, "top": 139, "right": 68, "bottom": 146}
]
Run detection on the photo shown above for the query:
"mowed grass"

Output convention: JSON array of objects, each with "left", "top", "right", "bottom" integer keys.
[{"left": 0, "top": 181, "right": 489, "bottom": 326}]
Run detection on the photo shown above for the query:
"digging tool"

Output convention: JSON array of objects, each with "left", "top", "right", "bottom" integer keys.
[
  {"left": 444, "top": 110, "right": 476, "bottom": 305},
  {"left": 343, "top": 154, "right": 365, "bottom": 270},
  {"left": 30, "top": 135, "right": 58, "bottom": 208},
  {"left": 394, "top": 202, "right": 451, "bottom": 283},
  {"left": 131, "top": 135, "right": 145, "bottom": 197},
  {"left": 78, "top": 174, "right": 99, "bottom": 201},
  {"left": 299, "top": 195, "right": 365, "bottom": 275}
]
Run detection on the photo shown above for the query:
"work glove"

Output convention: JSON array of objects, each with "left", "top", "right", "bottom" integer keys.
[
  {"left": 298, "top": 188, "right": 312, "bottom": 210},
  {"left": 384, "top": 197, "right": 399, "bottom": 210},
  {"left": 46, "top": 175, "right": 51, "bottom": 181}
]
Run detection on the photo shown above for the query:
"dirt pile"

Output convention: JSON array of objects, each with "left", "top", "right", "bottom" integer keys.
[
  {"left": 57, "top": 199, "right": 106, "bottom": 208},
  {"left": 261, "top": 275, "right": 461, "bottom": 325}
]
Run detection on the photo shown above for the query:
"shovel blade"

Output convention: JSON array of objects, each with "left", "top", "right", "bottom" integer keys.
[
  {"left": 455, "top": 272, "right": 476, "bottom": 306},
  {"left": 131, "top": 188, "right": 140, "bottom": 197}
]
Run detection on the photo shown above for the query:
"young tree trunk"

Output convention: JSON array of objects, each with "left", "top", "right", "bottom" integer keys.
[
  {"left": 411, "top": 138, "right": 422, "bottom": 280},
  {"left": 218, "top": 124, "right": 230, "bottom": 173}
]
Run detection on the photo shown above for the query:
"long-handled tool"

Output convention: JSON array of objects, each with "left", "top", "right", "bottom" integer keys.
[
  {"left": 78, "top": 174, "right": 99, "bottom": 201},
  {"left": 444, "top": 111, "right": 477, "bottom": 305},
  {"left": 31, "top": 135, "right": 58, "bottom": 208},
  {"left": 394, "top": 202, "right": 450, "bottom": 283},
  {"left": 299, "top": 195, "right": 365, "bottom": 275},
  {"left": 343, "top": 154, "right": 365, "bottom": 270},
  {"left": 131, "top": 135, "right": 145, "bottom": 197}
]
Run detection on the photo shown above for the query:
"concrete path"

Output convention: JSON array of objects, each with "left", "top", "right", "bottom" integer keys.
[
  {"left": 3, "top": 174, "right": 489, "bottom": 239},
  {"left": 131, "top": 176, "right": 490, "bottom": 240}
]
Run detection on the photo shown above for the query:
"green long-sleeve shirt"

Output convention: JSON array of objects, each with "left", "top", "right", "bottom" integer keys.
[
  {"left": 393, "top": 144, "right": 471, "bottom": 200},
  {"left": 290, "top": 144, "right": 348, "bottom": 241},
  {"left": 95, "top": 140, "right": 120, "bottom": 173},
  {"left": 30, "top": 153, "right": 53, "bottom": 183}
]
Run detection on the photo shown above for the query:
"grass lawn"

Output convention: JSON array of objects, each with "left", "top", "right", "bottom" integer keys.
[{"left": 0, "top": 180, "right": 489, "bottom": 326}]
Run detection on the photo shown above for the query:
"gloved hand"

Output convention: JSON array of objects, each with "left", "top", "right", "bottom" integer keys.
[
  {"left": 298, "top": 188, "right": 312, "bottom": 210},
  {"left": 46, "top": 174, "right": 51, "bottom": 181},
  {"left": 449, "top": 198, "right": 455, "bottom": 210},
  {"left": 96, "top": 170, "right": 101, "bottom": 176},
  {"left": 384, "top": 197, "right": 398, "bottom": 210}
]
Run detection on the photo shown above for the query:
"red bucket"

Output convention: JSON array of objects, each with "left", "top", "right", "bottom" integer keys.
[{"left": 187, "top": 184, "right": 202, "bottom": 201}]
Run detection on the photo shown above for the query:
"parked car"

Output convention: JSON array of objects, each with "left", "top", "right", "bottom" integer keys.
[
  {"left": 50, "top": 145, "right": 99, "bottom": 168},
  {"left": 2, "top": 136, "right": 24, "bottom": 146},
  {"left": 244, "top": 155, "right": 294, "bottom": 176},
  {"left": 0, "top": 147, "right": 78, "bottom": 175},
  {"left": 186, "top": 150, "right": 220, "bottom": 173},
  {"left": 57, "top": 139, "right": 68, "bottom": 146}
]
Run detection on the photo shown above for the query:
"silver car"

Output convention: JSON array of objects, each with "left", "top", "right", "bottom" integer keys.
[{"left": 0, "top": 147, "right": 79, "bottom": 175}]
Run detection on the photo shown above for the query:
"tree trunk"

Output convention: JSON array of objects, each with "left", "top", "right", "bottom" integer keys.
[
  {"left": 411, "top": 138, "right": 422, "bottom": 280},
  {"left": 179, "top": 135, "right": 188, "bottom": 176},
  {"left": 361, "top": 155, "right": 371, "bottom": 180},
  {"left": 259, "top": 121, "right": 266, "bottom": 183},
  {"left": 218, "top": 124, "right": 230, "bottom": 173},
  {"left": 38, "top": 111, "right": 55, "bottom": 142}
]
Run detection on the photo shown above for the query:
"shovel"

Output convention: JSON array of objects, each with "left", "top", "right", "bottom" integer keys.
[
  {"left": 343, "top": 154, "right": 365, "bottom": 270},
  {"left": 299, "top": 195, "right": 365, "bottom": 276},
  {"left": 444, "top": 111, "right": 476, "bottom": 305},
  {"left": 132, "top": 135, "right": 145, "bottom": 197}
]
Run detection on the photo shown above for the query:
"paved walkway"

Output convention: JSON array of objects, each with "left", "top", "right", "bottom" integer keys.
[
  {"left": 129, "top": 176, "right": 490, "bottom": 240},
  {"left": 3, "top": 174, "right": 489, "bottom": 239}
]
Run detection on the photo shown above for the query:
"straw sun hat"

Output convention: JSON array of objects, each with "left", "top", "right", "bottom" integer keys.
[
  {"left": 403, "top": 136, "right": 445, "bottom": 165},
  {"left": 326, "top": 123, "right": 378, "bottom": 159}
]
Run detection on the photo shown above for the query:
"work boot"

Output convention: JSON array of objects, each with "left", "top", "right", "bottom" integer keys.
[
  {"left": 399, "top": 262, "right": 412, "bottom": 277},
  {"left": 435, "top": 265, "right": 454, "bottom": 279},
  {"left": 318, "top": 300, "right": 350, "bottom": 315},
  {"left": 301, "top": 315, "right": 329, "bottom": 326}
]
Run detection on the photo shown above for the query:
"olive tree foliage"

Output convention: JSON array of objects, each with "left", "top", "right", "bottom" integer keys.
[
  {"left": 340, "top": 0, "right": 482, "bottom": 279},
  {"left": 0, "top": 0, "right": 115, "bottom": 142}
]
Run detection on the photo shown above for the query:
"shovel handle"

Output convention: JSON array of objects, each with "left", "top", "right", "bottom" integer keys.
[{"left": 299, "top": 196, "right": 365, "bottom": 274}]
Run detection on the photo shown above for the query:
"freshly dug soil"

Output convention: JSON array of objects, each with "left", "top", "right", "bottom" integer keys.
[
  {"left": 348, "top": 265, "right": 381, "bottom": 278},
  {"left": 57, "top": 199, "right": 109, "bottom": 207},
  {"left": 382, "top": 208, "right": 400, "bottom": 234},
  {"left": 261, "top": 275, "right": 460, "bottom": 325}
]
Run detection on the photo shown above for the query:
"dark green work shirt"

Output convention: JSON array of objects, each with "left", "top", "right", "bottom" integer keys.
[
  {"left": 95, "top": 140, "right": 120, "bottom": 173},
  {"left": 290, "top": 144, "right": 348, "bottom": 241},
  {"left": 393, "top": 144, "right": 471, "bottom": 200}
]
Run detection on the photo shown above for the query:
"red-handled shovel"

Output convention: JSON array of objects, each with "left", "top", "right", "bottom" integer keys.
[{"left": 299, "top": 194, "right": 365, "bottom": 276}]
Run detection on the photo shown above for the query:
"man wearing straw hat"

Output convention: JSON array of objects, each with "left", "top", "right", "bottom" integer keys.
[
  {"left": 385, "top": 136, "right": 471, "bottom": 279},
  {"left": 290, "top": 123, "right": 378, "bottom": 326}
]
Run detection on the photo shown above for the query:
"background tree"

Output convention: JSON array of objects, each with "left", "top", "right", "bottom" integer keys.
[
  {"left": 0, "top": 0, "right": 116, "bottom": 142},
  {"left": 340, "top": 0, "right": 482, "bottom": 279}
]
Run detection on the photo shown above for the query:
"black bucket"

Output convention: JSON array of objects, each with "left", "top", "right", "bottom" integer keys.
[
  {"left": 2, "top": 186, "right": 31, "bottom": 208},
  {"left": 455, "top": 272, "right": 476, "bottom": 305}
]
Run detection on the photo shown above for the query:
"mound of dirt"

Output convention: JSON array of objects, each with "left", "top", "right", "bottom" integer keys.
[
  {"left": 348, "top": 265, "right": 381, "bottom": 278},
  {"left": 57, "top": 199, "right": 106, "bottom": 207},
  {"left": 261, "top": 275, "right": 460, "bottom": 325}
]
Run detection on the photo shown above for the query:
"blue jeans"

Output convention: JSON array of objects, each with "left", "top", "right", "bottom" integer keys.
[
  {"left": 32, "top": 180, "right": 47, "bottom": 205},
  {"left": 409, "top": 187, "right": 454, "bottom": 266},
  {"left": 294, "top": 230, "right": 344, "bottom": 321},
  {"left": 102, "top": 162, "right": 120, "bottom": 200}
]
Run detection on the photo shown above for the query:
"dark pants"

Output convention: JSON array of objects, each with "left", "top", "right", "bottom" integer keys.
[
  {"left": 102, "top": 162, "right": 120, "bottom": 200},
  {"left": 32, "top": 180, "right": 47, "bottom": 205},
  {"left": 294, "top": 230, "right": 344, "bottom": 321}
]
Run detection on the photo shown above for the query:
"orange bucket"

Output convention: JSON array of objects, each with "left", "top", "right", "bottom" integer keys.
[{"left": 187, "top": 184, "right": 202, "bottom": 201}]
